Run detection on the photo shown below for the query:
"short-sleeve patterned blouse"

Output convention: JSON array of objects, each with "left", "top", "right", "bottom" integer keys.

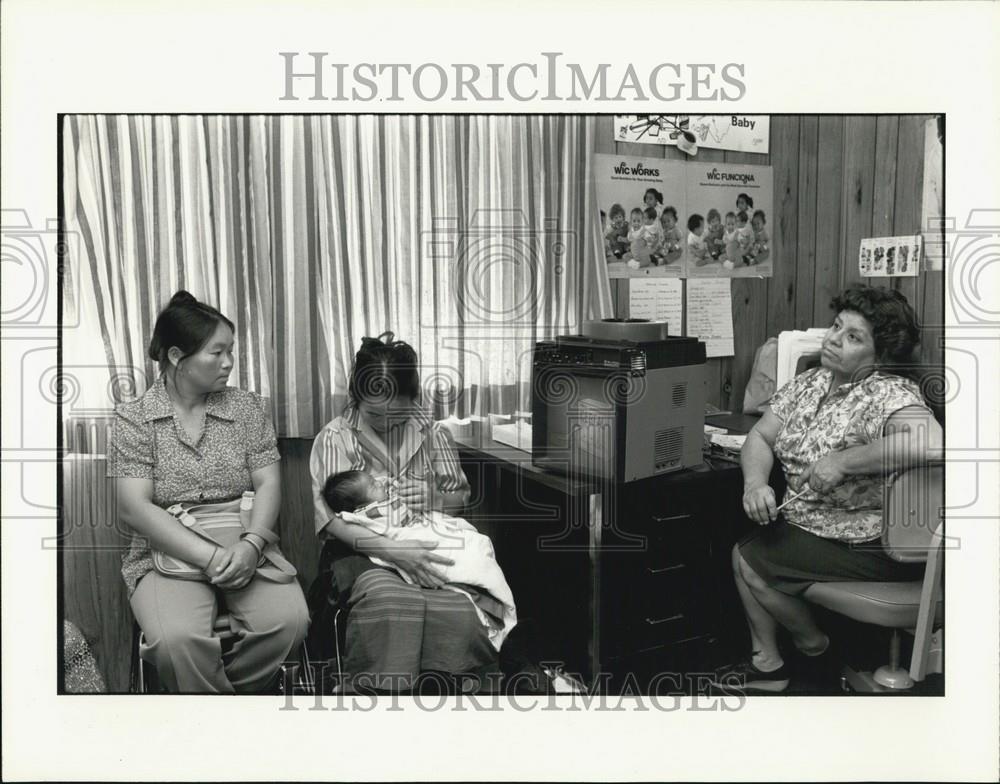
[
  {"left": 767, "top": 367, "right": 930, "bottom": 542},
  {"left": 309, "top": 405, "right": 470, "bottom": 537},
  {"left": 107, "top": 376, "right": 280, "bottom": 596}
]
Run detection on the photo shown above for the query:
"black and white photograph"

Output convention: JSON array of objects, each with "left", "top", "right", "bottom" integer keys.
[{"left": 3, "top": 2, "right": 999, "bottom": 782}]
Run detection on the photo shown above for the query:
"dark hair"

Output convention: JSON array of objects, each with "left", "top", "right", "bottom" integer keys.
[
  {"left": 643, "top": 206, "right": 658, "bottom": 221},
  {"left": 752, "top": 209, "right": 766, "bottom": 225},
  {"left": 662, "top": 206, "right": 678, "bottom": 221},
  {"left": 630, "top": 207, "right": 643, "bottom": 217},
  {"left": 830, "top": 285, "right": 920, "bottom": 364},
  {"left": 687, "top": 213, "right": 704, "bottom": 232},
  {"left": 609, "top": 203, "right": 625, "bottom": 219},
  {"left": 148, "top": 290, "right": 235, "bottom": 370},
  {"left": 737, "top": 193, "right": 754, "bottom": 208},
  {"left": 737, "top": 210, "right": 749, "bottom": 223},
  {"left": 643, "top": 188, "right": 663, "bottom": 205},
  {"left": 348, "top": 331, "right": 421, "bottom": 406},
  {"left": 322, "top": 470, "right": 371, "bottom": 514},
  {"left": 707, "top": 208, "right": 721, "bottom": 223}
]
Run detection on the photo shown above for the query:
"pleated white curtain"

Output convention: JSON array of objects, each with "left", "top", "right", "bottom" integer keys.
[{"left": 64, "top": 114, "right": 613, "bottom": 438}]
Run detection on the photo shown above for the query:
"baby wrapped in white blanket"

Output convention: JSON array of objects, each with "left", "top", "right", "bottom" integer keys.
[{"left": 323, "top": 469, "right": 516, "bottom": 650}]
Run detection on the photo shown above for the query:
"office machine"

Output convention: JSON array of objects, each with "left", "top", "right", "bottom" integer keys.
[{"left": 532, "top": 327, "right": 706, "bottom": 483}]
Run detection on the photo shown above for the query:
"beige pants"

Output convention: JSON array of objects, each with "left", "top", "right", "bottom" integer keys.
[{"left": 130, "top": 571, "right": 309, "bottom": 693}]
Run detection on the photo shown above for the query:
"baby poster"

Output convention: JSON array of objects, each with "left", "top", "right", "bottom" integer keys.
[
  {"left": 594, "top": 153, "right": 687, "bottom": 279},
  {"left": 683, "top": 162, "right": 774, "bottom": 278},
  {"left": 614, "top": 115, "right": 770, "bottom": 154}
]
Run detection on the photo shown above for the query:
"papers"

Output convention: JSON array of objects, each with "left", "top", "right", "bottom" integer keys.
[
  {"left": 491, "top": 421, "right": 532, "bottom": 453},
  {"left": 709, "top": 433, "right": 747, "bottom": 451},
  {"left": 686, "top": 279, "right": 734, "bottom": 357},
  {"left": 776, "top": 328, "right": 826, "bottom": 389},
  {"left": 629, "top": 278, "right": 683, "bottom": 334}
]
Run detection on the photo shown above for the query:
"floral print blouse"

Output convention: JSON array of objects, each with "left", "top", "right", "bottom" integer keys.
[
  {"left": 768, "top": 367, "right": 930, "bottom": 542},
  {"left": 107, "top": 377, "right": 280, "bottom": 595}
]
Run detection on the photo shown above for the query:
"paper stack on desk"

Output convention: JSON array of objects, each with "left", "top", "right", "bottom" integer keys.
[{"left": 492, "top": 420, "right": 532, "bottom": 453}]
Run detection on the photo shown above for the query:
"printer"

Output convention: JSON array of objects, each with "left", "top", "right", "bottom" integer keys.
[{"left": 532, "top": 320, "right": 706, "bottom": 483}]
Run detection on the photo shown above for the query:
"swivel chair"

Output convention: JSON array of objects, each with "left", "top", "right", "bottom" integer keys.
[{"left": 804, "top": 464, "right": 944, "bottom": 692}]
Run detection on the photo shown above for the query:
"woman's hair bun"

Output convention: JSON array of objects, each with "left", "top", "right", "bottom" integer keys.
[{"left": 169, "top": 290, "right": 198, "bottom": 307}]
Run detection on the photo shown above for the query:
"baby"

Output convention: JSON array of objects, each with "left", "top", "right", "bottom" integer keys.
[
  {"left": 640, "top": 206, "right": 666, "bottom": 264},
  {"left": 604, "top": 203, "right": 630, "bottom": 260},
  {"left": 626, "top": 207, "right": 644, "bottom": 244},
  {"left": 735, "top": 210, "right": 754, "bottom": 259},
  {"left": 659, "top": 206, "right": 683, "bottom": 263},
  {"left": 745, "top": 210, "right": 770, "bottom": 265},
  {"left": 687, "top": 213, "right": 712, "bottom": 266},
  {"left": 736, "top": 192, "right": 754, "bottom": 214},
  {"left": 643, "top": 187, "right": 664, "bottom": 218},
  {"left": 705, "top": 208, "right": 725, "bottom": 260},
  {"left": 323, "top": 469, "right": 517, "bottom": 650}
]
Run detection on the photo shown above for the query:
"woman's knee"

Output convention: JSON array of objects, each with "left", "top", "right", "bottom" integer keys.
[
  {"left": 735, "top": 552, "right": 769, "bottom": 591},
  {"left": 350, "top": 570, "right": 422, "bottom": 612}
]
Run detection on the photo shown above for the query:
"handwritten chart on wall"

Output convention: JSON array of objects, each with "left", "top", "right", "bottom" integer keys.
[
  {"left": 628, "top": 278, "right": 683, "bottom": 334},
  {"left": 686, "top": 279, "right": 734, "bottom": 358}
]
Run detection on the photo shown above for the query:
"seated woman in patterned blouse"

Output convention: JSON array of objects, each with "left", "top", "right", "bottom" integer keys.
[
  {"left": 712, "top": 285, "right": 943, "bottom": 692},
  {"left": 110, "top": 291, "right": 309, "bottom": 693}
]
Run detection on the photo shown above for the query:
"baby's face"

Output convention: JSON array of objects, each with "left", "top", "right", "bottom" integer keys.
[
  {"left": 630, "top": 214, "right": 643, "bottom": 231},
  {"left": 752, "top": 216, "right": 764, "bottom": 232},
  {"left": 611, "top": 213, "right": 625, "bottom": 230},
  {"left": 644, "top": 214, "right": 656, "bottom": 226},
  {"left": 738, "top": 217, "right": 748, "bottom": 228},
  {"left": 737, "top": 198, "right": 749, "bottom": 212},
  {"left": 725, "top": 217, "right": 735, "bottom": 232},
  {"left": 661, "top": 214, "right": 675, "bottom": 231},
  {"left": 709, "top": 217, "right": 721, "bottom": 231},
  {"left": 361, "top": 474, "right": 388, "bottom": 504},
  {"left": 644, "top": 193, "right": 657, "bottom": 209},
  {"left": 692, "top": 223, "right": 704, "bottom": 237}
]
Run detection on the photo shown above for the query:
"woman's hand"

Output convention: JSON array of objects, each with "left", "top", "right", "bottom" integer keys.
[
  {"left": 743, "top": 483, "right": 777, "bottom": 525},
  {"left": 388, "top": 541, "right": 454, "bottom": 588},
  {"left": 801, "top": 452, "right": 847, "bottom": 494},
  {"left": 396, "top": 477, "right": 433, "bottom": 513},
  {"left": 208, "top": 540, "right": 259, "bottom": 590}
]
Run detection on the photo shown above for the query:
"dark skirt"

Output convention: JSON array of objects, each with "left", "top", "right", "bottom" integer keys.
[{"left": 738, "top": 519, "right": 925, "bottom": 596}]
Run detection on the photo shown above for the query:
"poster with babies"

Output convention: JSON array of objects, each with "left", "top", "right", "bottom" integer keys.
[
  {"left": 859, "top": 235, "right": 921, "bottom": 277},
  {"left": 594, "top": 154, "right": 687, "bottom": 279},
  {"left": 683, "top": 162, "right": 774, "bottom": 278}
]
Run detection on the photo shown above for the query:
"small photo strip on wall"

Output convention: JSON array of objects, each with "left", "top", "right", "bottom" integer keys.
[{"left": 859, "top": 234, "right": 921, "bottom": 277}]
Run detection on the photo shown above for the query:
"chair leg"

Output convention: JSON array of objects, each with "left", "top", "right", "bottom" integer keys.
[
  {"left": 873, "top": 629, "right": 915, "bottom": 690},
  {"left": 910, "top": 527, "right": 944, "bottom": 681},
  {"left": 332, "top": 608, "right": 344, "bottom": 691}
]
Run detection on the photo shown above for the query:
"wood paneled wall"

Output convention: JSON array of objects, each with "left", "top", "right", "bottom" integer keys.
[{"left": 599, "top": 115, "right": 943, "bottom": 411}]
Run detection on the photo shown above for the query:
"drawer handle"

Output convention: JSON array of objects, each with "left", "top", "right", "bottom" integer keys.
[
  {"left": 651, "top": 514, "right": 692, "bottom": 523},
  {"left": 645, "top": 613, "right": 684, "bottom": 626},
  {"left": 647, "top": 564, "right": 685, "bottom": 575}
]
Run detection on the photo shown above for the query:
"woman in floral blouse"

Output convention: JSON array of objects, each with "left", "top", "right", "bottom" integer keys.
[
  {"left": 713, "top": 285, "right": 943, "bottom": 692},
  {"left": 110, "top": 291, "right": 308, "bottom": 693}
]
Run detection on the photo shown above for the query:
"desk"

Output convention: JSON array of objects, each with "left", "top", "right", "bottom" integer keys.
[{"left": 453, "top": 424, "right": 746, "bottom": 693}]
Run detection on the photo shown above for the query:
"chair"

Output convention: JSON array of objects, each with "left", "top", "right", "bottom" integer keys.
[
  {"left": 133, "top": 613, "right": 312, "bottom": 694},
  {"left": 804, "top": 464, "right": 944, "bottom": 692}
]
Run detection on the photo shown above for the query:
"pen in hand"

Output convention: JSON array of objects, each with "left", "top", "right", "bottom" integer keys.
[{"left": 775, "top": 485, "right": 810, "bottom": 513}]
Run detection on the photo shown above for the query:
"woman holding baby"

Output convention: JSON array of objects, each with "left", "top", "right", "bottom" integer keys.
[{"left": 308, "top": 333, "right": 497, "bottom": 692}]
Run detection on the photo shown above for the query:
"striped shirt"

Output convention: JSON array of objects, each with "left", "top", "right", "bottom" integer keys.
[{"left": 309, "top": 405, "right": 470, "bottom": 536}]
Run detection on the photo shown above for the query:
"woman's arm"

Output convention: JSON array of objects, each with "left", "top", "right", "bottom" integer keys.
[
  {"left": 740, "top": 409, "right": 783, "bottom": 523},
  {"left": 116, "top": 478, "right": 219, "bottom": 570},
  {"left": 323, "top": 512, "right": 454, "bottom": 588},
  {"left": 803, "top": 405, "right": 943, "bottom": 493}
]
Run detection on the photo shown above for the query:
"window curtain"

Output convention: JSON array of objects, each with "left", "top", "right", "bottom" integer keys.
[{"left": 63, "top": 115, "right": 613, "bottom": 439}]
